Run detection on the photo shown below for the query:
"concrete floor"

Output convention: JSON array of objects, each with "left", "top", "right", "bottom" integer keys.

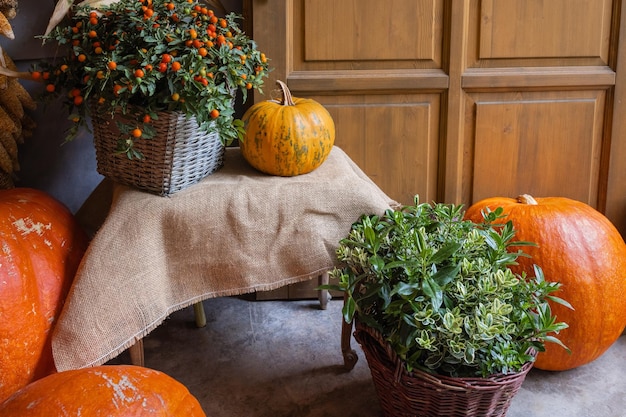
[{"left": 110, "top": 296, "right": 626, "bottom": 417}]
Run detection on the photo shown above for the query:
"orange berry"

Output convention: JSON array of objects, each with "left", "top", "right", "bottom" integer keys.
[
  {"left": 45, "top": 83, "right": 55, "bottom": 93},
  {"left": 73, "top": 95, "right": 84, "bottom": 106},
  {"left": 30, "top": 71, "right": 41, "bottom": 80},
  {"left": 77, "top": 54, "right": 87, "bottom": 62},
  {"left": 198, "top": 47, "right": 208, "bottom": 57},
  {"left": 219, "top": 18, "right": 227, "bottom": 28},
  {"left": 131, "top": 128, "right": 142, "bottom": 138},
  {"left": 107, "top": 61, "right": 117, "bottom": 70},
  {"left": 171, "top": 61, "right": 181, "bottom": 71},
  {"left": 161, "top": 53, "right": 172, "bottom": 63},
  {"left": 142, "top": 114, "right": 151, "bottom": 123},
  {"left": 210, "top": 109, "right": 219, "bottom": 119},
  {"left": 88, "top": 30, "right": 97, "bottom": 38},
  {"left": 94, "top": 46, "right": 103, "bottom": 54},
  {"left": 189, "top": 28, "right": 197, "bottom": 39},
  {"left": 134, "top": 69, "right": 145, "bottom": 78},
  {"left": 171, "top": 92, "right": 180, "bottom": 101}
]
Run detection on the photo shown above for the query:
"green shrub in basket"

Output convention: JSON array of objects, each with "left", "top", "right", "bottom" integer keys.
[
  {"left": 327, "top": 197, "right": 572, "bottom": 378},
  {"left": 34, "top": 0, "right": 269, "bottom": 158}
]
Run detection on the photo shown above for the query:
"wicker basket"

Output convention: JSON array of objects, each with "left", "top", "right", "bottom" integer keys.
[
  {"left": 91, "top": 107, "right": 224, "bottom": 196},
  {"left": 354, "top": 321, "right": 535, "bottom": 417}
]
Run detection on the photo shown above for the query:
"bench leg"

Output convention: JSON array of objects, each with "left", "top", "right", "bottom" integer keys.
[
  {"left": 193, "top": 301, "right": 207, "bottom": 328},
  {"left": 318, "top": 272, "right": 330, "bottom": 310},
  {"left": 128, "top": 339, "right": 145, "bottom": 367}
]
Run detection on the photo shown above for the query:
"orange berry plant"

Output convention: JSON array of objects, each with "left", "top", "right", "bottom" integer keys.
[{"left": 34, "top": 0, "right": 270, "bottom": 159}]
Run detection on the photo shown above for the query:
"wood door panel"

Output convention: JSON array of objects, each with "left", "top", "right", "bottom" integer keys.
[
  {"left": 468, "top": 92, "right": 606, "bottom": 206},
  {"left": 468, "top": 0, "right": 614, "bottom": 67},
  {"left": 314, "top": 94, "right": 441, "bottom": 205},
  {"left": 303, "top": 0, "right": 437, "bottom": 62},
  {"left": 295, "top": 0, "right": 445, "bottom": 71}
]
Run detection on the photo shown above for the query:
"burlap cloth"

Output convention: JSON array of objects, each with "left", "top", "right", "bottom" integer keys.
[{"left": 51, "top": 147, "right": 399, "bottom": 371}]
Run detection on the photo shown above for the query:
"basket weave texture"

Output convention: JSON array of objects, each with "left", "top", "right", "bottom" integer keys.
[
  {"left": 92, "top": 108, "right": 224, "bottom": 196},
  {"left": 354, "top": 321, "right": 534, "bottom": 417}
]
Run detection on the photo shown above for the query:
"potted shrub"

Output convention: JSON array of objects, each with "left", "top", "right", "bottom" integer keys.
[
  {"left": 326, "top": 197, "right": 571, "bottom": 417},
  {"left": 33, "top": 0, "right": 270, "bottom": 195}
]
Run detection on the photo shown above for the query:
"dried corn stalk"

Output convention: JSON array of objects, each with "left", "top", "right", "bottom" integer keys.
[{"left": 0, "top": 0, "right": 37, "bottom": 189}]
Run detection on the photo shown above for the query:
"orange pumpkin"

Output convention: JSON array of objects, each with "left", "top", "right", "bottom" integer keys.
[
  {"left": 0, "top": 188, "right": 88, "bottom": 402},
  {"left": 464, "top": 194, "right": 626, "bottom": 371},
  {"left": 240, "top": 80, "right": 335, "bottom": 176},
  {"left": 0, "top": 365, "right": 206, "bottom": 416}
]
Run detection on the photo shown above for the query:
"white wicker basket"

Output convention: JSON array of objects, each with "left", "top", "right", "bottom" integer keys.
[{"left": 91, "top": 108, "right": 224, "bottom": 196}]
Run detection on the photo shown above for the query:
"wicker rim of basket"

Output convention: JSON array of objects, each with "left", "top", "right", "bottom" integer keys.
[{"left": 354, "top": 320, "right": 536, "bottom": 390}]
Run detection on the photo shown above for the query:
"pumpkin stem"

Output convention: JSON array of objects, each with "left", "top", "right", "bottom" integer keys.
[
  {"left": 517, "top": 194, "right": 539, "bottom": 205},
  {"left": 276, "top": 80, "right": 295, "bottom": 106}
]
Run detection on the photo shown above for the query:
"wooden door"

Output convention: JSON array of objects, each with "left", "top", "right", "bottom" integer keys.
[{"left": 247, "top": 0, "right": 626, "bottom": 235}]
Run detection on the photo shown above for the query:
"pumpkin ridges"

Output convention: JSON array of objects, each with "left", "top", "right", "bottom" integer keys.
[
  {"left": 240, "top": 80, "right": 335, "bottom": 176},
  {"left": 0, "top": 365, "right": 207, "bottom": 416},
  {"left": 0, "top": 188, "right": 88, "bottom": 402},
  {"left": 464, "top": 195, "right": 626, "bottom": 371}
]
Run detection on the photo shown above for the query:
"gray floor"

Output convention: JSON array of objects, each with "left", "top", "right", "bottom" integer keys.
[{"left": 110, "top": 296, "right": 626, "bottom": 417}]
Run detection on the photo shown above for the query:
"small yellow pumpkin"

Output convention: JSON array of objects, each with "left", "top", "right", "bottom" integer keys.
[{"left": 240, "top": 80, "right": 335, "bottom": 176}]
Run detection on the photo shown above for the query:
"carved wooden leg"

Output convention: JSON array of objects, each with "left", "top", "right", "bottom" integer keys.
[
  {"left": 128, "top": 339, "right": 145, "bottom": 367},
  {"left": 318, "top": 272, "right": 330, "bottom": 310},
  {"left": 193, "top": 301, "right": 207, "bottom": 328},
  {"left": 341, "top": 293, "right": 358, "bottom": 370}
]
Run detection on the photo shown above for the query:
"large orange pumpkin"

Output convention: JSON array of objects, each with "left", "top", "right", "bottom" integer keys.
[
  {"left": 464, "top": 194, "right": 626, "bottom": 371},
  {"left": 0, "top": 365, "right": 206, "bottom": 416},
  {"left": 240, "top": 80, "right": 335, "bottom": 176},
  {"left": 0, "top": 188, "right": 88, "bottom": 402}
]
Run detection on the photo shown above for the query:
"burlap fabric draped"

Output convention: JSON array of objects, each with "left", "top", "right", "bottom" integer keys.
[{"left": 51, "top": 147, "right": 399, "bottom": 370}]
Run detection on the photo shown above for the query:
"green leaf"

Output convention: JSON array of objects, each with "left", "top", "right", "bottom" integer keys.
[
  {"left": 432, "top": 263, "right": 461, "bottom": 287},
  {"left": 342, "top": 296, "right": 356, "bottom": 323},
  {"left": 430, "top": 242, "right": 461, "bottom": 264},
  {"left": 394, "top": 282, "right": 419, "bottom": 297},
  {"left": 422, "top": 277, "right": 443, "bottom": 310}
]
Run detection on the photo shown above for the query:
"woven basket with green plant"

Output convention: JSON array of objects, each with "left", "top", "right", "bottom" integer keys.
[{"left": 328, "top": 197, "right": 571, "bottom": 378}]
